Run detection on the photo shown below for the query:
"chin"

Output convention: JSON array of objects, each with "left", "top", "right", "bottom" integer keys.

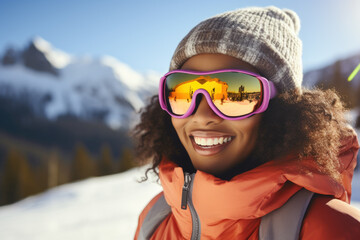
[{"left": 191, "top": 160, "right": 225, "bottom": 175}]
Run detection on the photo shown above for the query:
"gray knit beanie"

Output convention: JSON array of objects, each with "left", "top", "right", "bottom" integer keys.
[{"left": 169, "top": 6, "right": 303, "bottom": 92}]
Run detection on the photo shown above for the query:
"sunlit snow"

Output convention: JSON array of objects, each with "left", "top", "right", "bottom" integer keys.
[
  {"left": 32, "top": 37, "right": 72, "bottom": 69},
  {"left": 0, "top": 166, "right": 162, "bottom": 240}
]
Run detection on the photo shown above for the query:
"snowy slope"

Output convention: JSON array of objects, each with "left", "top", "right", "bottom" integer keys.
[
  {"left": 0, "top": 166, "right": 162, "bottom": 240},
  {"left": 0, "top": 37, "right": 160, "bottom": 129},
  {"left": 0, "top": 165, "right": 359, "bottom": 240}
]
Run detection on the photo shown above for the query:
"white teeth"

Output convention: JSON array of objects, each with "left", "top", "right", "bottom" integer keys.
[{"left": 193, "top": 136, "right": 232, "bottom": 147}]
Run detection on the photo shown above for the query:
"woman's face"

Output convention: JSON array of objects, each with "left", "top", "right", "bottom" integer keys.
[{"left": 171, "top": 54, "right": 262, "bottom": 176}]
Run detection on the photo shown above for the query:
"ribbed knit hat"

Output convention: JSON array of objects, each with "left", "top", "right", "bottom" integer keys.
[{"left": 169, "top": 6, "right": 303, "bottom": 92}]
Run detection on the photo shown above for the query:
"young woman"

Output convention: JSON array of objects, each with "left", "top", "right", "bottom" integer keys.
[{"left": 134, "top": 6, "right": 360, "bottom": 239}]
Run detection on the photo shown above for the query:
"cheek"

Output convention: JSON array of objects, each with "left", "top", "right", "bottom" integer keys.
[
  {"left": 171, "top": 118, "right": 187, "bottom": 141},
  {"left": 234, "top": 115, "right": 262, "bottom": 145},
  {"left": 171, "top": 117, "right": 181, "bottom": 132},
  {"left": 248, "top": 116, "right": 262, "bottom": 132}
]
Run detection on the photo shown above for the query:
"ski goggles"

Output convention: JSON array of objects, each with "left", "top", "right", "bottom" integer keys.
[{"left": 159, "top": 69, "right": 277, "bottom": 120}]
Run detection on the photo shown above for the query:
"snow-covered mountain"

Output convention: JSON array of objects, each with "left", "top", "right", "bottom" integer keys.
[{"left": 0, "top": 37, "right": 160, "bottom": 129}]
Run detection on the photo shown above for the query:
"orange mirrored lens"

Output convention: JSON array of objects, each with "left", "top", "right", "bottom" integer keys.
[{"left": 165, "top": 72, "right": 262, "bottom": 117}]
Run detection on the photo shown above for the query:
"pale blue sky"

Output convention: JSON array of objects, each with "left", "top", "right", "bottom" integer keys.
[{"left": 1, "top": 0, "right": 360, "bottom": 74}]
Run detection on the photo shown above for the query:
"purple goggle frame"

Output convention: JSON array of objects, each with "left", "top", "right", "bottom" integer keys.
[{"left": 159, "top": 69, "right": 277, "bottom": 120}]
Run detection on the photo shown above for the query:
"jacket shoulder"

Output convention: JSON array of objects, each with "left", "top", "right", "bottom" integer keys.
[
  {"left": 300, "top": 194, "right": 360, "bottom": 239},
  {"left": 134, "top": 191, "right": 165, "bottom": 240}
]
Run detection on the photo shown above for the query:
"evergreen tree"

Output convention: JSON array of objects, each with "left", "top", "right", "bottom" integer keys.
[
  {"left": 98, "top": 144, "right": 114, "bottom": 176},
  {"left": 1, "top": 149, "right": 19, "bottom": 204},
  {"left": 71, "top": 143, "right": 97, "bottom": 181},
  {"left": 47, "top": 149, "right": 59, "bottom": 188},
  {"left": 0, "top": 149, "right": 38, "bottom": 205},
  {"left": 17, "top": 153, "right": 39, "bottom": 200},
  {"left": 118, "top": 147, "right": 136, "bottom": 173}
]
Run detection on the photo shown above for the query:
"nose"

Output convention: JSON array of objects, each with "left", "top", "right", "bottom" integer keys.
[{"left": 191, "top": 95, "right": 222, "bottom": 125}]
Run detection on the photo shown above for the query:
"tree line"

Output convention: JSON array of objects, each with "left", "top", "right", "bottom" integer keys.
[
  {"left": 0, "top": 94, "right": 138, "bottom": 206},
  {"left": 0, "top": 143, "right": 136, "bottom": 206}
]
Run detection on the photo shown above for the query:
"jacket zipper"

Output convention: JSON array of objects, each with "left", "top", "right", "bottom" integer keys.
[
  {"left": 181, "top": 173, "right": 191, "bottom": 210},
  {"left": 181, "top": 172, "right": 201, "bottom": 240}
]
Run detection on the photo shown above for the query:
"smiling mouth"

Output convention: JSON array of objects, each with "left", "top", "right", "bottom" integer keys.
[
  {"left": 190, "top": 135, "right": 234, "bottom": 155},
  {"left": 193, "top": 136, "right": 233, "bottom": 148}
]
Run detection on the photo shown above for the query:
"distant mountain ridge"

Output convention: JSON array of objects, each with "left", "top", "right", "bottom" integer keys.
[
  {"left": 303, "top": 52, "right": 360, "bottom": 110},
  {"left": 0, "top": 37, "right": 159, "bottom": 129}
]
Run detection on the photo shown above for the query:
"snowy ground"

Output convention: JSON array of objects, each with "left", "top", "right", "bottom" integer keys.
[
  {"left": 0, "top": 166, "right": 359, "bottom": 240},
  {"left": 0, "top": 166, "right": 162, "bottom": 240}
]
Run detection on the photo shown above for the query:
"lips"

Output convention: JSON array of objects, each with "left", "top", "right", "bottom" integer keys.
[{"left": 190, "top": 131, "right": 234, "bottom": 156}]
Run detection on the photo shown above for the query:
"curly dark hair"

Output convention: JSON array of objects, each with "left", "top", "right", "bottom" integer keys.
[{"left": 132, "top": 88, "right": 352, "bottom": 182}]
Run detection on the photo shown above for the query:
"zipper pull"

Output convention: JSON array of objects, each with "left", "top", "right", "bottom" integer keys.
[{"left": 181, "top": 173, "right": 191, "bottom": 210}]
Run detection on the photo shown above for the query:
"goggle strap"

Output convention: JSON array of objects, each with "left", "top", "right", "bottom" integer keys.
[{"left": 269, "top": 81, "right": 277, "bottom": 99}]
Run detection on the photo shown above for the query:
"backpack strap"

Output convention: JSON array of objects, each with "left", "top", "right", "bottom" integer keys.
[
  {"left": 259, "top": 188, "right": 314, "bottom": 240},
  {"left": 138, "top": 193, "right": 172, "bottom": 240}
]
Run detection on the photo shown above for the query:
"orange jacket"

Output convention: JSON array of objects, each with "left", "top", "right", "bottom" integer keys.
[{"left": 135, "top": 133, "right": 360, "bottom": 239}]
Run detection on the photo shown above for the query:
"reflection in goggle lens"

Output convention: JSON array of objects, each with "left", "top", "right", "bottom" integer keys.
[{"left": 165, "top": 72, "right": 263, "bottom": 117}]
